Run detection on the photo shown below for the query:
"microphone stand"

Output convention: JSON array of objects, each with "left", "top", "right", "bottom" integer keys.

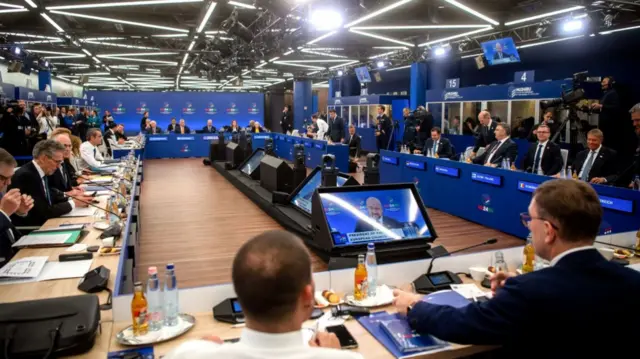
[
  {"left": 83, "top": 181, "right": 127, "bottom": 200},
  {"left": 64, "top": 193, "right": 124, "bottom": 220}
]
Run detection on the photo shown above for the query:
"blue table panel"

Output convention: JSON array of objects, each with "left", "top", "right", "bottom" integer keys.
[
  {"left": 145, "top": 134, "right": 218, "bottom": 159},
  {"left": 358, "top": 128, "right": 377, "bottom": 153},
  {"left": 379, "top": 150, "right": 640, "bottom": 239}
]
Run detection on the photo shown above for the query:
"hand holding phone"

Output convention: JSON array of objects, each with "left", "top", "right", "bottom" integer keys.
[{"left": 324, "top": 325, "right": 358, "bottom": 349}]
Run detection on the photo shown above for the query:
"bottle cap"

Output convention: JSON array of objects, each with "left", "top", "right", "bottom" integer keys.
[
  {"left": 148, "top": 266, "right": 157, "bottom": 275},
  {"left": 166, "top": 263, "right": 175, "bottom": 270},
  {"left": 367, "top": 243, "right": 375, "bottom": 249},
  {"left": 134, "top": 281, "right": 143, "bottom": 288}
]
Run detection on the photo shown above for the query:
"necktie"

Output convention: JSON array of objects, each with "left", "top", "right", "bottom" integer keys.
[
  {"left": 533, "top": 144, "right": 543, "bottom": 173},
  {"left": 61, "top": 163, "right": 68, "bottom": 187},
  {"left": 43, "top": 176, "right": 52, "bottom": 205},
  {"left": 93, "top": 148, "right": 97, "bottom": 157},
  {"left": 432, "top": 141, "right": 437, "bottom": 155},
  {"left": 486, "top": 142, "right": 500, "bottom": 164},
  {"left": 580, "top": 151, "right": 597, "bottom": 181}
]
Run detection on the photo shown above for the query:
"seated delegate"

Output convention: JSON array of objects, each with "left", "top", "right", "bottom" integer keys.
[
  {"left": 167, "top": 118, "right": 179, "bottom": 133},
  {"left": 413, "top": 126, "right": 453, "bottom": 159},
  {"left": 200, "top": 119, "right": 216, "bottom": 134},
  {"left": 175, "top": 119, "right": 191, "bottom": 135},
  {"left": 147, "top": 120, "right": 163, "bottom": 135},
  {"left": 227, "top": 120, "right": 242, "bottom": 133},
  {"left": 164, "top": 230, "right": 362, "bottom": 359},
  {"left": 343, "top": 125, "right": 362, "bottom": 158},
  {"left": 572, "top": 129, "right": 617, "bottom": 184},
  {"left": 472, "top": 123, "right": 518, "bottom": 167},
  {"left": 392, "top": 179, "right": 640, "bottom": 357},
  {"left": 522, "top": 124, "right": 564, "bottom": 176},
  {"left": 79, "top": 128, "right": 107, "bottom": 172},
  {"left": 49, "top": 133, "right": 83, "bottom": 196}
]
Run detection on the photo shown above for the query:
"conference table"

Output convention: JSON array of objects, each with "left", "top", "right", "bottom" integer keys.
[
  {"left": 144, "top": 133, "right": 351, "bottom": 172},
  {"left": 379, "top": 150, "right": 640, "bottom": 241}
]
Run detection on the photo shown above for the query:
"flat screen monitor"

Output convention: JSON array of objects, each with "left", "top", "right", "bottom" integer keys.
[
  {"left": 290, "top": 168, "right": 348, "bottom": 214},
  {"left": 318, "top": 185, "right": 434, "bottom": 247},
  {"left": 354, "top": 66, "right": 372, "bottom": 83},
  {"left": 481, "top": 37, "right": 520, "bottom": 66},
  {"left": 239, "top": 149, "right": 265, "bottom": 176}
]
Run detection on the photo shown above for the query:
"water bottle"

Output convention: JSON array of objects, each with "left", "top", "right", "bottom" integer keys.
[
  {"left": 501, "top": 158, "right": 507, "bottom": 169},
  {"left": 633, "top": 175, "right": 640, "bottom": 191},
  {"left": 566, "top": 166, "right": 572, "bottom": 179},
  {"left": 365, "top": 243, "right": 378, "bottom": 298},
  {"left": 505, "top": 158, "right": 511, "bottom": 170},
  {"left": 146, "top": 266, "right": 163, "bottom": 331},
  {"left": 459, "top": 153, "right": 466, "bottom": 162},
  {"left": 163, "top": 263, "right": 179, "bottom": 326}
]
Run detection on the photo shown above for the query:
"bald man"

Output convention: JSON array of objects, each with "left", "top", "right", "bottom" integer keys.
[
  {"left": 354, "top": 197, "right": 403, "bottom": 233},
  {"left": 472, "top": 111, "right": 497, "bottom": 158}
]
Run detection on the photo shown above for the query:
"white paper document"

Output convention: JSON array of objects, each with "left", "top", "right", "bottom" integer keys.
[
  {"left": 62, "top": 207, "right": 97, "bottom": 217},
  {"left": 450, "top": 284, "right": 490, "bottom": 300},
  {"left": 66, "top": 243, "right": 88, "bottom": 252},
  {"left": 0, "top": 256, "right": 48, "bottom": 278},
  {"left": 12, "top": 232, "right": 72, "bottom": 248},
  {"left": 38, "top": 260, "right": 93, "bottom": 281}
]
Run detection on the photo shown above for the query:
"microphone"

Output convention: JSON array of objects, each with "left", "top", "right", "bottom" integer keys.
[
  {"left": 414, "top": 238, "right": 498, "bottom": 294},
  {"left": 83, "top": 181, "right": 127, "bottom": 200},
  {"left": 64, "top": 193, "right": 123, "bottom": 220}
]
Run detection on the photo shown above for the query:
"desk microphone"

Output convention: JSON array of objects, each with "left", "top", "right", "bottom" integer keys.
[
  {"left": 413, "top": 238, "right": 498, "bottom": 294},
  {"left": 64, "top": 193, "right": 122, "bottom": 219},
  {"left": 83, "top": 181, "right": 127, "bottom": 200}
]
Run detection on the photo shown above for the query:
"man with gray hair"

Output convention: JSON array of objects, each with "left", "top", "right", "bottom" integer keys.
[
  {"left": 473, "top": 123, "right": 518, "bottom": 167},
  {"left": 9, "top": 140, "right": 88, "bottom": 226},
  {"left": 471, "top": 110, "right": 497, "bottom": 158}
]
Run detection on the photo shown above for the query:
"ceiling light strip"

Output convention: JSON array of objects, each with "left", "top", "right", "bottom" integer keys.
[
  {"left": 368, "top": 51, "right": 398, "bottom": 59},
  {"left": 307, "top": 31, "right": 338, "bottom": 45},
  {"left": 49, "top": 10, "right": 189, "bottom": 33},
  {"left": 82, "top": 40, "right": 160, "bottom": 50},
  {"left": 505, "top": 6, "right": 585, "bottom": 26},
  {"left": 228, "top": 1, "right": 255, "bottom": 9},
  {"left": 418, "top": 26, "right": 492, "bottom": 47},
  {"left": 47, "top": 0, "right": 203, "bottom": 10},
  {"left": 98, "top": 52, "right": 178, "bottom": 57},
  {"left": 329, "top": 60, "right": 359, "bottom": 69},
  {"left": 196, "top": 1, "right": 217, "bottom": 33},
  {"left": 97, "top": 56, "right": 178, "bottom": 64},
  {"left": 352, "top": 24, "right": 490, "bottom": 30},
  {"left": 0, "top": 2, "right": 24, "bottom": 9},
  {"left": 344, "top": 0, "right": 414, "bottom": 28},
  {"left": 0, "top": 8, "right": 27, "bottom": 13},
  {"left": 600, "top": 24, "right": 640, "bottom": 35},
  {"left": 386, "top": 64, "right": 411, "bottom": 71},
  {"left": 271, "top": 62, "right": 324, "bottom": 70},
  {"left": 349, "top": 29, "right": 414, "bottom": 47},
  {"left": 300, "top": 49, "right": 347, "bottom": 58},
  {"left": 517, "top": 35, "right": 584, "bottom": 49},
  {"left": 40, "top": 13, "right": 66, "bottom": 32},
  {"left": 443, "top": 0, "right": 499, "bottom": 26},
  {"left": 27, "top": 49, "right": 84, "bottom": 55},
  {"left": 277, "top": 59, "right": 352, "bottom": 63},
  {"left": 24, "top": 0, "right": 36, "bottom": 8}
]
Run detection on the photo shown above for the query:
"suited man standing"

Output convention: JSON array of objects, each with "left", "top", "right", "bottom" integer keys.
[
  {"left": 74, "top": 107, "right": 88, "bottom": 141},
  {"left": 0, "top": 148, "right": 34, "bottom": 266},
  {"left": 375, "top": 105, "right": 392, "bottom": 152},
  {"left": 201, "top": 119, "right": 216, "bottom": 134},
  {"left": 393, "top": 179, "right": 640, "bottom": 357},
  {"left": 327, "top": 109, "right": 345, "bottom": 144},
  {"left": 572, "top": 129, "right": 617, "bottom": 184},
  {"left": 473, "top": 123, "right": 517, "bottom": 167},
  {"left": 167, "top": 118, "right": 179, "bottom": 133},
  {"left": 176, "top": 119, "right": 191, "bottom": 134},
  {"left": 523, "top": 124, "right": 564, "bottom": 176},
  {"left": 343, "top": 125, "right": 362, "bottom": 158},
  {"left": 591, "top": 76, "right": 621, "bottom": 147},
  {"left": 414, "top": 127, "right": 453, "bottom": 159},
  {"left": 471, "top": 111, "right": 497, "bottom": 158},
  {"left": 9, "top": 140, "right": 90, "bottom": 227},
  {"left": 280, "top": 105, "right": 293, "bottom": 134},
  {"left": 354, "top": 197, "right": 402, "bottom": 233},
  {"left": 415, "top": 106, "right": 433, "bottom": 146}
]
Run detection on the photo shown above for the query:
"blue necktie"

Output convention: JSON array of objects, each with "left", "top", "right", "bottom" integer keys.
[
  {"left": 533, "top": 144, "right": 543, "bottom": 173},
  {"left": 580, "top": 151, "right": 597, "bottom": 181},
  {"left": 93, "top": 148, "right": 97, "bottom": 158},
  {"left": 43, "top": 176, "right": 52, "bottom": 205}
]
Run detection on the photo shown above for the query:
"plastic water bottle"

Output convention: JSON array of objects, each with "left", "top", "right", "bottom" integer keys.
[
  {"left": 633, "top": 175, "right": 640, "bottom": 191},
  {"left": 459, "top": 153, "right": 466, "bottom": 162},
  {"left": 505, "top": 158, "right": 511, "bottom": 170},
  {"left": 146, "top": 267, "right": 163, "bottom": 331},
  {"left": 365, "top": 243, "right": 378, "bottom": 298},
  {"left": 163, "top": 263, "right": 179, "bottom": 326}
]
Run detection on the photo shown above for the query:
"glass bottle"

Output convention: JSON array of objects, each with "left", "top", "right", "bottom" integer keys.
[
  {"left": 131, "top": 281, "right": 149, "bottom": 336},
  {"left": 522, "top": 234, "right": 535, "bottom": 273},
  {"left": 354, "top": 254, "right": 368, "bottom": 301}
]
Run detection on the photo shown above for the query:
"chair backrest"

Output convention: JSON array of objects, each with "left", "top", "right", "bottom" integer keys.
[{"left": 561, "top": 149, "right": 569, "bottom": 170}]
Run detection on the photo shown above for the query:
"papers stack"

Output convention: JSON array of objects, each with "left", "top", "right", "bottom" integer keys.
[
  {"left": 0, "top": 257, "right": 93, "bottom": 285},
  {"left": 12, "top": 229, "right": 82, "bottom": 248},
  {"left": 61, "top": 206, "right": 97, "bottom": 217}
]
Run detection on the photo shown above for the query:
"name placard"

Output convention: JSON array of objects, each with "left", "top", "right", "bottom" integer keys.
[
  {"left": 315, "top": 143, "right": 325, "bottom": 150},
  {"left": 304, "top": 142, "right": 312, "bottom": 148},
  {"left": 471, "top": 172, "right": 502, "bottom": 186},
  {"left": 434, "top": 165, "right": 460, "bottom": 178},
  {"left": 599, "top": 195, "right": 633, "bottom": 213},
  {"left": 253, "top": 135, "right": 270, "bottom": 140},
  {"left": 405, "top": 160, "right": 426, "bottom": 171},
  {"left": 148, "top": 137, "right": 168, "bottom": 142},
  {"left": 176, "top": 136, "right": 195, "bottom": 141},
  {"left": 203, "top": 135, "right": 217, "bottom": 140},
  {"left": 381, "top": 156, "right": 398, "bottom": 165},
  {"left": 517, "top": 181, "right": 539, "bottom": 193}
]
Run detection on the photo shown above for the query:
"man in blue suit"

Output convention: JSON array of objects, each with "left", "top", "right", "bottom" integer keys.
[{"left": 393, "top": 179, "right": 640, "bottom": 357}]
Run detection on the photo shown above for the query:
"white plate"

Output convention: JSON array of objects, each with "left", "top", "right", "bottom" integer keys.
[
  {"left": 345, "top": 285, "right": 394, "bottom": 308},
  {"left": 93, "top": 221, "right": 110, "bottom": 230}
]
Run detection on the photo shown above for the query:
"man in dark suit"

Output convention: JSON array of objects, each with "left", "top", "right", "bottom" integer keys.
[
  {"left": 176, "top": 119, "right": 191, "bottom": 135},
  {"left": 167, "top": 118, "right": 178, "bottom": 133},
  {"left": 102, "top": 123, "right": 117, "bottom": 157},
  {"left": 415, "top": 106, "right": 433, "bottom": 147},
  {"left": 280, "top": 105, "right": 293, "bottom": 134},
  {"left": 0, "top": 148, "right": 34, "bottom": 266},
  {"left": 49, "top": 133, "right": 81, "bottom": 194},
  {"left": 572, "top": 129, "right": 617, "bottom": 184},
  {"left": 492, "top": 42, "right": 517, "bottom": 61},
  {"left": 375, "top": 105, "right": 392, "bottom": 152},
  {"left": 591, "top": 76, "right": 621, "bottom": 148},
  {"left": 9, "top": 140, "right": 90, "bottom": 227},
  {"left": 74, "top": 107, "right": 88, "bottom": 141},
  {"left": 147, "top": 121, "right": 163, "bottom": 135},
  {"left": 343, "top": 125, "right": 362, "bottom": 158},
  {"left": 201, "top": 119, "right": 216, "bottom": 134},
  {"left": 327, "top": 109, "right": 345, "bottom": 144},
  {"left": 393, "top": 179, "right": 640, "bottom": 358},
  {"left": 472, "top": 123, "right": 518, "bottom": 167},
  {"left": 414, "top": 127, "right": 453, "bottom": 159},
  {"left": 354, "top": 197, "right": 403, "bottom": 233},
  {"left": 523, "top": 124, "right": 564, "bottom": 176},
  {"left": 471, "top": 111, "right": 497, "bottom": 158}
]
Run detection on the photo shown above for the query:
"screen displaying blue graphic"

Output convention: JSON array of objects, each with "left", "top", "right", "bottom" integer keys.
[
  {"left": 471, "top": 172, "right": 502, "bottom": 186},
  {"left": 382, "top": 156, "right": 399, "bottom": 165},
  {"left": 290, "top": 171, "right": 347, "bottom": 214},
  {"left": 517, "top": 180, "right": 539, "bottom": 193},
  {"left": 354, "top": 66, "right": 372, "bottom": 83},
  {"left": 481, "top": 37, "right": 521, "bottom": 66},
  {"left": 320, "top": 188, "right": 432, "bottom": 247},
  {"left": 598, "top": 195, "right": 633, "bottom": 213},
  {"left": 434, "top": 165, "right": 459, "bottom": 178},
  {"left": 88, "top": 91, "right": 264, "bottom": 132},
  {"left": 240, "top": 149, "right": 265, "bottom": 176},
  {"left": 231, "top": 299, "right": 242, "bottom": 313},
  {"left": 405, "top": 160, "right": 426, "bottom": 170}
]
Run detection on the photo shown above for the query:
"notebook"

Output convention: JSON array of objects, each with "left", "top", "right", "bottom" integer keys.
[
  {"left": 380, "top": 317, "right": 448, "bottom": 353},
  {"left": 12, "top": 230, "right": 82, "bottom": 248}
]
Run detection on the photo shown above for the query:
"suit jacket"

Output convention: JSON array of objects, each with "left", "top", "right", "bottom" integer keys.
[
  {"left": 473, "top": 138, "right": 518, "bottom": 166},
  {"left": 9, "top": 162, "right": 72, "bottom": 226},
  {"left": 200, "top": 125, "right": 216, "bottom": 134},
  {"left": 280, "top": 111, "right": 293, "bottom": 133},
  {"left": 147, "top": 127, "right": 163, "bottom": 135},
  {"left": 598, "top": 88, "right": 620, "bottom": 127},
  {"left": 473, "top": 121, "right": 498, "bottom": 152},
  {"left": 417, "top": 112, "right": 434, "bottom": 134},
  {"left": 343, "top": 134, "right": 362, "bottom": 158},
  {"left": 523, "top": 141, "right": 564, "bottom": 176},
  {"left": 354, "top": 216, "right": 403, "bottom": 233},
  {"left": 0, "top": 207, "right": 19, "bottom": 267},
  {"left": 327, "top": 116, "right": 345, "bottom": 143},
  {"left": 167, "top": 123, "right": 178, "bottom": 133},
  {"left": 422, "top": 137, "right": 453, "bottom": 159},
  {"left": 103, "top": 129, "right": 115, "bottom": 156},
  {"left": 572, "top": 146, "right": 617, "bottom": 182},
  {"left": 407, "top": 249, "right": 640, "bottom": 357},
  {"left": 48, "top": 159, "right": 78, "bottom": 193},
  {"left": 176, "top": 125, "right": 191, "bottom": 134},
  {"left": 115, "top": 132, "right": 128, "bottom": 141},
  {"left": 492, "top": 51, "right": 515, "bottom": 60}
]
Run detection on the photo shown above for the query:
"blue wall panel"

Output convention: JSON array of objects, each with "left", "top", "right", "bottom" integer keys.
[{"left": 88, "top": 91, "right": 264, "bottom": 131}]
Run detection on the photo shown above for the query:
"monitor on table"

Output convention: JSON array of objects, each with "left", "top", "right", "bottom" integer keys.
[
  {"left": 481, "top": 37, "right": 520, "bottom": 66},
  {"left": 313, "top": 183, "right": 436, "bottom": 249},
  {"left": 289, "top": 167, "right": 350, "bottom": 215},
  {"left": 239, "top": 148, "right": 266, "bottom": 177}
]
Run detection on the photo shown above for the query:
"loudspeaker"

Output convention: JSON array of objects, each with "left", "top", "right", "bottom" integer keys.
[
  {"left": 209, "top": 136, "right": 225, "bottom": 162},
  {"left": 226, "top": 142, "right": 245, "bottom": 169},
  {"left": 260, "top": 155, "right": 294, "bottom": 193}
]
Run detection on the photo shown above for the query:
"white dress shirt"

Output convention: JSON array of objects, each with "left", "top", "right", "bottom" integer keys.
[
  {"left": 79, "top": 141, "right": 105, "bottom": 170},
  {"left": 485, "top": 136, "right": 509, "bottom": 164},
  {"left": 164, "top": 328, "right": 363, "bottom": 359},
  {"left": 315, "top": 119, "right": 329, "bottom": 140},
  {"left": 32, "top": 161, "right": 75, "bottom": 209},
  {"left": 550, "top": 246, "right": 597, "bottom": 266},
  {"left": 533, "top": 140, "right": 548, "bottom": 175},
  {"left": 578, "top": 145, "right": 602, "bottom": 179}
]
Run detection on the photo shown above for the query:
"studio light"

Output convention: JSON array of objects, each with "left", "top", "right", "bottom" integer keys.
[
  {"left": 434, "top": 47, "right": 446, "bottom": 56},
  {"left": 14, "top": 47, "right": 21, "bottom": 55},
  {"left": 311, "top": 9, "right": 343, "bottom": 31},
  {"left": 376, "top": 61, "right": 385, "bottom": 68},
  {"left": 563, "top": 19, "right": 583, "bottom": 33},
  {"left": 337, "top": 70, "right": 344, "bottom": 76}
]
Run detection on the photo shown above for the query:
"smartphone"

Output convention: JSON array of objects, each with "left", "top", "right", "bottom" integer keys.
[{"left": 325, "top": 325, "right": 358, "bottom": 349}]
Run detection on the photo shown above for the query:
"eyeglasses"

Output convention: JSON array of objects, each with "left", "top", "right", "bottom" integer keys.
[
  {"left": 0, "top": 174, "right": 11, "bottom": 183},
  {"left": 537, "top": 131, "right": 550, "bottom": 134},
  {"left": 47, "top": 156, "right": 64, "bottom": 165},
  {"left": 520, "top": 212, "right": 559, "bottom": 230}
]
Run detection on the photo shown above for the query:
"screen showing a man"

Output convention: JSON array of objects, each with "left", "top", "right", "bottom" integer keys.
[
  {"left": 319, "top": 188, "right": 432, "bottom": 247},
  {"left": 482, "top": 38, "right": 520, "bottom": 66},
  {"left": 290, "top": 170, "right": 347, "bottom": 214}
]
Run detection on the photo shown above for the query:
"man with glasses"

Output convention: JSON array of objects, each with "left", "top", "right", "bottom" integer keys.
[
  {"left": 0, "top": 148, "right": 34, "bottom": 266},
  {"left": 522, "top": 124, "right": 564, "bottom": 176},
  {"left": 9, "top": 140, "right": 89, "bottom": 226},
  {"left": 392, "top": 179, "right": 640, "bottom": 357},
  {"left": 49, "top": 133, "right": 85, "bottom": 196}
]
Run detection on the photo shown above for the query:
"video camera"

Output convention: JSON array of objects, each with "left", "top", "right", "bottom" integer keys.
[{"left": 540, "top": 71, "right": 589, "bottom": 110}]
